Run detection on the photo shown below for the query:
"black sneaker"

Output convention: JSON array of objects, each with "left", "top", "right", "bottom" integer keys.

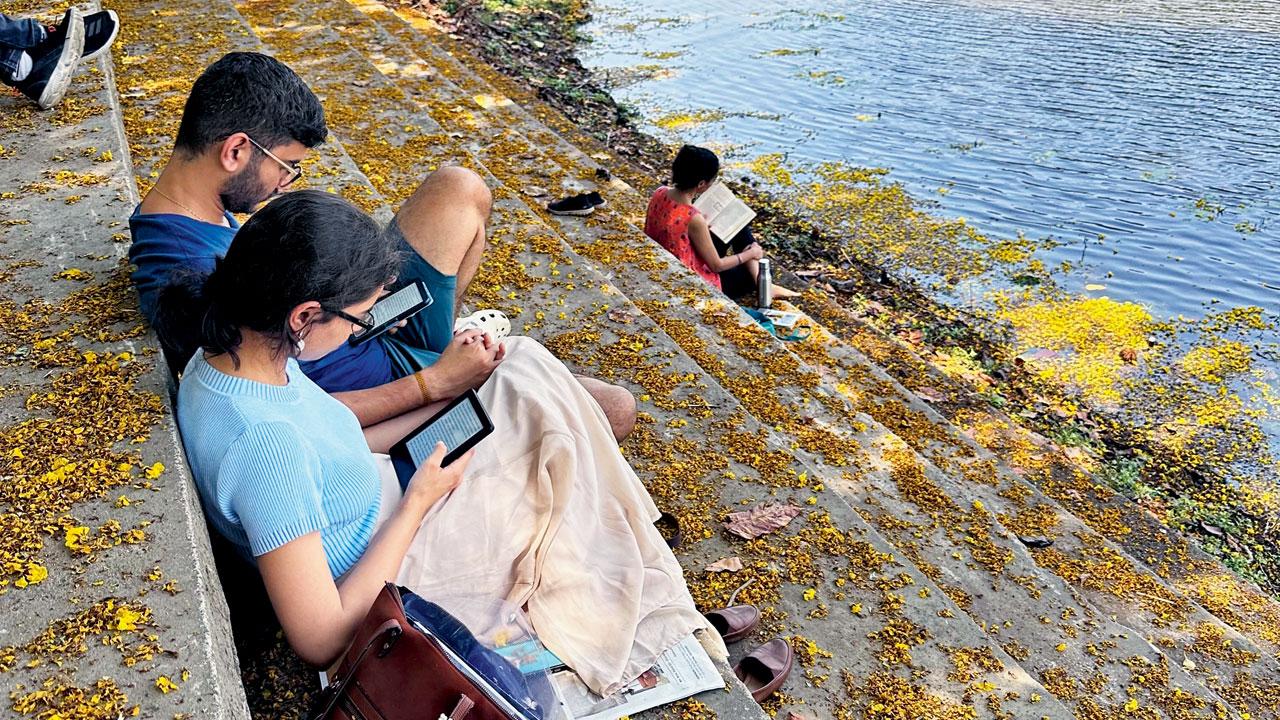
[
  {"left": 35, "top": 7, "right": 78, "bottom": 52},
  {"left": 547, "top": 193, "right": 595, "bottom": 216},
  {"left": 10, "top": 7, "right": 83, "bottom": 109},
  {"left": 80, "top": 10, "right": 120, "bottom": 63},
  {"left": 584, "top": 191, "right": 607, "bottom": 209},
  {"left": 34, "top": 9, "right": 115, "bottom": 63}
]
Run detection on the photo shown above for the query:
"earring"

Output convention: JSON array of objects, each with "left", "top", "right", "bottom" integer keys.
[{"left": 295, "top": 335, "right": 306, "bottom": 353}]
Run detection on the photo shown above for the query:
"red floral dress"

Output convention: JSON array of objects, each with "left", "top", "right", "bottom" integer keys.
[{"left": 643, "top": 186, "right": 721, "bottom": 290}]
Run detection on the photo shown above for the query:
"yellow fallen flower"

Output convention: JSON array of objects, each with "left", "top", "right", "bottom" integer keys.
[
  {"left": 64, "top": 525, "right": 90, "bottom": 550},
  {"left": 155, "top": 676, "right": 178, "bottom": 694}
]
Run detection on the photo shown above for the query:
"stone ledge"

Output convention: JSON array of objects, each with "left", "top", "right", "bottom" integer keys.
[{"left": 0, "top": 19, "right": 249, "bottom": 717}]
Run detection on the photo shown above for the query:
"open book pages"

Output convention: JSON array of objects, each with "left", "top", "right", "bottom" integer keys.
[
  {"left": 548, "top": 635, "right": 724, "bottom": 720},
  {"left": 693, "top": 181, "right": 757, "bottom": 242}
]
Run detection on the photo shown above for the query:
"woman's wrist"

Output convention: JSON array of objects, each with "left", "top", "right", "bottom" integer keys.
[{"left": 398, "top": 486, "right": 439, "bottom": 519}]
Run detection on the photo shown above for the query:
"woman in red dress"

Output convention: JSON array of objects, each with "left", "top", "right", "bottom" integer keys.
[{"left": 643, "top": 145, "right": 796, "bottom": 299}]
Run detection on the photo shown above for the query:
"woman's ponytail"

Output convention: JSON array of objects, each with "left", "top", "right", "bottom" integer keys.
[{"left": 153, "top": 260, "right": 242, "bottom": 373}]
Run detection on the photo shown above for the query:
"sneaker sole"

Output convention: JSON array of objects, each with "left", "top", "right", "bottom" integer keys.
[
  {"left": 548, "top": 207, "right": 595, "bottom": 216},
  {"left": 80, "top": 10, "right": 120, "bottom": 64},
  {"left": 36, "top": 7, "right": 84, "bottom": 110}
]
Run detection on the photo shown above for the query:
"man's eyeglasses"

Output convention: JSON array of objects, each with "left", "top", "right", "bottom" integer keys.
[
  {"left": 245, "top": 135, "right": 303, "bottom": 187},
  {"left": 325, "top": 307, "right": 376, "bottom": 339}
]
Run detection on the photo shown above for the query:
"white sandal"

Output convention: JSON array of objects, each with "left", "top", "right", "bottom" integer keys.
[{"left": 453, "top": 309, "right": 511, "bottom": 340}]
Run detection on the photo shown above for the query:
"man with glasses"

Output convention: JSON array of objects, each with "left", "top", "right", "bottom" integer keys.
[{"left": 131, "top": 52, "right": 637, "bottom": 440}]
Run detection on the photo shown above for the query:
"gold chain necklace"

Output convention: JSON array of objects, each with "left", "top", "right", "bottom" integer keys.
[{"left": 149, "top": 185, "right": 218, "bottom": 224}]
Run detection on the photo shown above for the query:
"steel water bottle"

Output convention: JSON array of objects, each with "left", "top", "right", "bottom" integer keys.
[{"left": 757, "top": 258, "right": 772, "bottom": 309}]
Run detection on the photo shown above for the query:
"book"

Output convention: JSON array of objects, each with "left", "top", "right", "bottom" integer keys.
[
  {"left": 693, "top": 181, "right": 757, "bottom": 242},
  {"left": 548, "top": 634, "right": 724, "bottom": 720}
]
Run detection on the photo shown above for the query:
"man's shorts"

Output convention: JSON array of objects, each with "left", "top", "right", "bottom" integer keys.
[{"left": 380, "top": 218, "right": 458, "bottom": 379}]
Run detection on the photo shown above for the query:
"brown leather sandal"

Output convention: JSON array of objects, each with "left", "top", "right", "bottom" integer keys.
[
  {"left": 704, "top": 604, "right": 761, "bottom": 644},
  {"left": 733, "top": 638, "right": 793, "bottom": 703}
]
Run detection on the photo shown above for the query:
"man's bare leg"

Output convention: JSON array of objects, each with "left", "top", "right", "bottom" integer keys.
[
  {"left": 395, "top": 166, "right": 638, "bottom": 440},
  {"left": 575, "top": 375, "right": 638, "bottom": 442},
  {"left": 392, "top": 165, "right": 492, "bottom": 309}
]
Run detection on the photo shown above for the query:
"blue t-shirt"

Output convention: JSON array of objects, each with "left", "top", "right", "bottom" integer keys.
[
  {"left": 128, "top": 210, "right": 238, "bottom": 323},
  {"left": 128, "top": 207, "right": 396, "bottom": 390},
  {"left": 177, "top": 352, "right": 383, "bottom": 577}
]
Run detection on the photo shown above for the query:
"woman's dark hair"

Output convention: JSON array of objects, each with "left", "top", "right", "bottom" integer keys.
[
  {"left": 671, "top": 145, "right": 720, "bottom": 191},
  {"left": 155, "top": 190, "right": 400, "bottom": 369}
]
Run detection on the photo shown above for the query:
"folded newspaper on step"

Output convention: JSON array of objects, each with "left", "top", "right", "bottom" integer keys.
[{"left": 549, "top": 634, "right": 724, "bottom": 720}]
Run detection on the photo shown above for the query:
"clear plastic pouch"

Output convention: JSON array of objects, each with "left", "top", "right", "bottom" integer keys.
[{"left": 404, "top": 590, "right": 566, "bottom": 720}]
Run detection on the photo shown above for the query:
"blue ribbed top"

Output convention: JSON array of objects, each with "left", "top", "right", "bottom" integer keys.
[{"left": 176, "top": 352, "right": 381, "bottom": 578}]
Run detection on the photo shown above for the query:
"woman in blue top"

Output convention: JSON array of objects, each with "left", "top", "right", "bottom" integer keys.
[
  {"left": 165, "top": 190, "right": 471, "bottom": 666},
  {"left": 166, "top": 190, "right": 713, "bottom": 695}
]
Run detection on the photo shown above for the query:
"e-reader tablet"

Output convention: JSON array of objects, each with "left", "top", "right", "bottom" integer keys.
[
  {"left": 389, "top": 389, "right": 494, "bottom": 480},
  {"left": 348, "top": 279, "right": 433, "bottom": 346}
]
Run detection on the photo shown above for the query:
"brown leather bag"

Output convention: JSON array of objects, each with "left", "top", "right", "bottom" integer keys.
[{"left": 310, "top": 583, "right": 532, "bottom": 720}]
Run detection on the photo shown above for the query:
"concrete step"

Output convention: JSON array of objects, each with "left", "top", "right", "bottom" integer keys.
[
  {"left": 300, "top": 3, "right": 1280, "bottom": 717},
  {"left": 794, "top": 288, "right": 1280, "bottom": 659},
  {"left": 111, "top": 0, "right": 392, "bottom": 222},
  {"left": 0, "top": 0, "right": 248, "bottom": 716}
]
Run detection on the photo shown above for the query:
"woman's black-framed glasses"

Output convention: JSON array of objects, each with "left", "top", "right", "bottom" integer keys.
[
  {"left": 325, "top": 307, "right": 376, "bottom": 338},
  {"left": 245, "top": 134, "right": 303, "bottom": 187}
]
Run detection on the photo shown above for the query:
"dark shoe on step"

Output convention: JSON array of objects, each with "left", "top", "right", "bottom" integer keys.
[
  {"left": 36, "top": 9, "right": 117, "bottom": 63},
  {"left": 733, "top": 638, "right": 793, "bottom": 703},
  {"left": 12, "top": 7, "right": 83, "bottom": 109},
  {"left": 655, "top": 511, "right": 682, "bottom": 549},
  {"left": 36, "top": 7, "right": 78, "bottom": 52},
  {"left": 705, "top": 604, "right": 760, "bottom": 643},
  {"left": 80, "top": 10, "right": 121, "bottom": 63},
  {"left": 547, "top": 193, "right": 595, "bottom": 216}
]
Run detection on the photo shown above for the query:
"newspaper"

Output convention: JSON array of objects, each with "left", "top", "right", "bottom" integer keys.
[
  {"left": 549, "top": 635, "right": 724, "bottom": 720},
  {"left": 693, "top": 181, "right": 757, "bottom": 241}
]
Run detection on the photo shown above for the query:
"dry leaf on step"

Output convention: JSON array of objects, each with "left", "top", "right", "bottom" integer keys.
[
  {"left": 914, "top": 386, "right": 946, "bottom": 403},
  {"left": 607, "top": 308, "right": 638, "bottom": 324},
  {"left": 724, "top": 502, "right": 803, "bottom": 540},
  {"left": 472, "top": 94, "right": 513, "bottom": 109},
  {"left": 897, "top": 328, "right": 924, "bottom": 345},
  {"left": 704, "top": 557, "right": 744, "bottom": 573}
]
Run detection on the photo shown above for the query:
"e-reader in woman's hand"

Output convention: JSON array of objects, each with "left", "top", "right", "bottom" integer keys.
[{"left": 403, "top": 442, "right": 473, "bottom": 515}]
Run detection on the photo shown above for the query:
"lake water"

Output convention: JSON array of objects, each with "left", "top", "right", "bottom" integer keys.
[{"left": 580, "top": 0, "right": 1280, "bottom": 442}]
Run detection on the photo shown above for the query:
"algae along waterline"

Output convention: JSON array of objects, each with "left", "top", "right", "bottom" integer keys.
[{"left": 415, "top": 0, "right": 1280, "bottom": 595}]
